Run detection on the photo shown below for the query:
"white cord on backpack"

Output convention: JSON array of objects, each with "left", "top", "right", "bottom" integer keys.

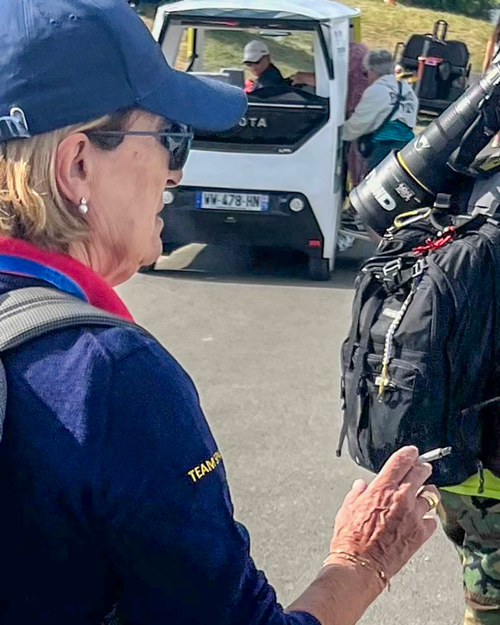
[{"left": 378, "top": 281, "right": 418, "bottom": 401}]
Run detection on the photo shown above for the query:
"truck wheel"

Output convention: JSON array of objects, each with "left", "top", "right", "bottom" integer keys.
[
  {"left": 308, "top": 257, "right": 331, "bottom": 281},
  {"left": 138, "top": 263, "right": 156, "bottom": 274}
]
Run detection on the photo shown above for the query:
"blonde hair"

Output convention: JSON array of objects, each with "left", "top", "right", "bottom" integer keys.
[{"left": 0, "top": 109, "right": 133, "bottom": 252}]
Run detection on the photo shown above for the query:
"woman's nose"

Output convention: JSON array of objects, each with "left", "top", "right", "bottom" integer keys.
[{"left": 166, "top": 170, "right": 182, "bottom": 188}]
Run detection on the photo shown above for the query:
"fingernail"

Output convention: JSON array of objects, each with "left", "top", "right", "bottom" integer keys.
[{"left": 401, "top": 445, "right": 419, "bottom": 457}]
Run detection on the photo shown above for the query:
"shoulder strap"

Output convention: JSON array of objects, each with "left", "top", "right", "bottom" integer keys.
[
  {"left": 375, "top": 80, "right": 404, "bottom": 136},
  {"left": 0, "top": 286, "right": 142, "bottom": 353},
  {"left": 0, "top": 286, "right": 145, "bottom": 444}
]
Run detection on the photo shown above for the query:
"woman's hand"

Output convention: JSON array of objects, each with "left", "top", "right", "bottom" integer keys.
[
  {"left": 287, "top": 447, "right": 439, "bottom": 625},
  {"left": 329, "top": 446, "right": 439, "bottom": 580}
]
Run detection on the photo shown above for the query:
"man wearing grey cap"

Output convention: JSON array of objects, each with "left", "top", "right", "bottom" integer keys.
[{"left": 243, "top": 40, "right": 284, "bottom": 92}]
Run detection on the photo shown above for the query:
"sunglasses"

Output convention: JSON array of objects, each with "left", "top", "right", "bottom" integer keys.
[{"left": 87, "top": 122, "right": 194, "bottom": 171}]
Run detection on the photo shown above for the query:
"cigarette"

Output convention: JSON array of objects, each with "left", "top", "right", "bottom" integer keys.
[{"left": 418, "top": 447, "right": 452, "bottom": 463}]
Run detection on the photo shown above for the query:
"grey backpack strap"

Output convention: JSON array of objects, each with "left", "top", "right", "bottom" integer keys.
[{"left": 0, "top": 286, "right": 140, "bottom": 352}]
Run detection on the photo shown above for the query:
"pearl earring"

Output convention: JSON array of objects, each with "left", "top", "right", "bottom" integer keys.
[{"left": 78, "top": 198, "right": 88, "bottom": 215}]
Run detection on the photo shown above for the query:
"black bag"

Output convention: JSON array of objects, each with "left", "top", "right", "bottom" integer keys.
[
  {"left": 358, "top": 81, "right": 403, "bottom": 158},
  {"left": 337, "top": 213, "right": 500, "bottom": 487}
]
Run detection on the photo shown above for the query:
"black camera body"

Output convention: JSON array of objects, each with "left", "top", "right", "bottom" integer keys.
[{"left": 351, "top": 61, "right": 500, "bottom": 235}]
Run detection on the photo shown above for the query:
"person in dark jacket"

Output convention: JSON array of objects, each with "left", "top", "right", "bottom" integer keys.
[
  {"left": 243, "top": 40, "right": 284, "bottom": 92},
  {"left": 0, "top": 1, "right": 439, "bottom": 623}
]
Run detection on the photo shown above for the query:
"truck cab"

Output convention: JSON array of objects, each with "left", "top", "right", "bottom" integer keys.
[{"left": 152, "top": 0, "right": 360, "bottom": 280}]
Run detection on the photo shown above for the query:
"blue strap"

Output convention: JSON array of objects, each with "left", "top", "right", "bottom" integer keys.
[{"left": 0, "top": 255, "right": 87, "bottom": 302}]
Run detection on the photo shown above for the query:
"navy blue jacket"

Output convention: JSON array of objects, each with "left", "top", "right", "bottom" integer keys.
[
  {"left": 253, "top": 64, "right": 284, "bottom": 91},
  {"left": 0, "top": 274, "right": 319, "bottom": 625}
]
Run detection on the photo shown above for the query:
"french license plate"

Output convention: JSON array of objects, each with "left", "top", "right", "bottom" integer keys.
[{"left": 196, "top": 191, "right": 269, "bottom": 212}]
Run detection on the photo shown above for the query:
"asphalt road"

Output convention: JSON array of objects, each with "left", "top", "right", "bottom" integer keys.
[{"left": 116, "top": 242, "right": 463, "bottom": 625}]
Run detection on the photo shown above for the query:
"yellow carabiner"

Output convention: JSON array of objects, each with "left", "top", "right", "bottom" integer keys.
[{"left": 393, "top": 208, "right": 431, "bottom": 229}]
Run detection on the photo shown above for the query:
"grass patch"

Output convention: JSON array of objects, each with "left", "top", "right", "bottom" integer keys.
[
  {"left": 142, "top": 0, "right": 493, "bottom": 73},
  {"left": 140, "top": 5, "right": 156, "bottom": 29},
  {"left": 203, "top": 31, "right": 315, "bottom": 76},
  {"left": 342, "top": 0, "right": 492, "bottom": 72}
]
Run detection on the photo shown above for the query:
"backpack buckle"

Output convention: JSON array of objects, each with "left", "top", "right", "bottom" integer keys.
[
  {"left": 380, "top": 258, "right": 426, "bottom": 289},
  {"left": 382, "top": 258, "right": 403, "bottom": 281},
  {"left": 411, "top": 258, "right": 427, "bottom": 278}
]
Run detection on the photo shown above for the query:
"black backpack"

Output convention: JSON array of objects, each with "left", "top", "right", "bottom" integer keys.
[{"left": 337, "top": 212, "right": 500, "bottom": 487}]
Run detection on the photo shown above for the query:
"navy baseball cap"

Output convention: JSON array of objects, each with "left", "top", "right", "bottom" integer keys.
[{"left": 0, "top": 0, "right": 247, "bottom": 140}]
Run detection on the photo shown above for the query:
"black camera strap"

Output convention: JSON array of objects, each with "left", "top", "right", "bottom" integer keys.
[
  {"left": 358, "top": 81, "right": 404, "bottom": 158},
  {"left": 375, "top": 80, "right": 404, "bottom": 138}
]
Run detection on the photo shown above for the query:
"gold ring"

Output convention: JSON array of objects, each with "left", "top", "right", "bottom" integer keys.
[{"left": 419, "top": 491, "right": 440, "bottom": 511}]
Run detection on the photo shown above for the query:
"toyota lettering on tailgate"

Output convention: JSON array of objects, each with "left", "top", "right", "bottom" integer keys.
[{"left": 239, "top": 117, "right": 268, "bottom": 128}]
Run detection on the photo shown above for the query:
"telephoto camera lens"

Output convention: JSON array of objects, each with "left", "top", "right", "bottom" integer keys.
[{"left": 350, "top": 61, "right": 500, "bottom": 236}]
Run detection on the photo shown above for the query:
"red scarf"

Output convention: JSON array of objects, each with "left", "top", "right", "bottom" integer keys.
[{"left": 0, "top": 236, "right": 133, "bottom": 321}]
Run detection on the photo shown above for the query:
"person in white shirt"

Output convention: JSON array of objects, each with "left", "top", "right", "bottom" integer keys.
[{"left": 343, "top": 49, "right": 418, "bottom": 171}]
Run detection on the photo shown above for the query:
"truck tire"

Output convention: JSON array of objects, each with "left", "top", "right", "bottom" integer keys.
[{"left": 308, "top": 257, "right": 331, "bottom": 281}]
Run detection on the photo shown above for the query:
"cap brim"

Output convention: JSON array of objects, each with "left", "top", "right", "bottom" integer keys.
[
  {"left": 243, "top": 55, "right": 260, "bottom": 63},
  {"left": 140, "top": 68, "right": 247, "bottom": 132}
]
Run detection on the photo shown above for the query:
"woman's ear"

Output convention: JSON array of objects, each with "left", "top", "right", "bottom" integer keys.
[{"left": 55, "top": 133, "right": 93, "bottom": 207}]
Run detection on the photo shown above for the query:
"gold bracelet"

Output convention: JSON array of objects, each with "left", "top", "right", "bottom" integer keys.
[{"left": 322, "top": 550, "right": 391, "bottom": 592}]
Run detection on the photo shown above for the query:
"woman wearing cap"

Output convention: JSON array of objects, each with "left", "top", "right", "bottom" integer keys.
[{"left": 0, "top": 1, "right": 439, "bottom": 623}]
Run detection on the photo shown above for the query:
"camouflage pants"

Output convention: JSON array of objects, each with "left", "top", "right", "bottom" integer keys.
[{"left": 439, "top": 490, "right": 500, "bottom": 625}]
